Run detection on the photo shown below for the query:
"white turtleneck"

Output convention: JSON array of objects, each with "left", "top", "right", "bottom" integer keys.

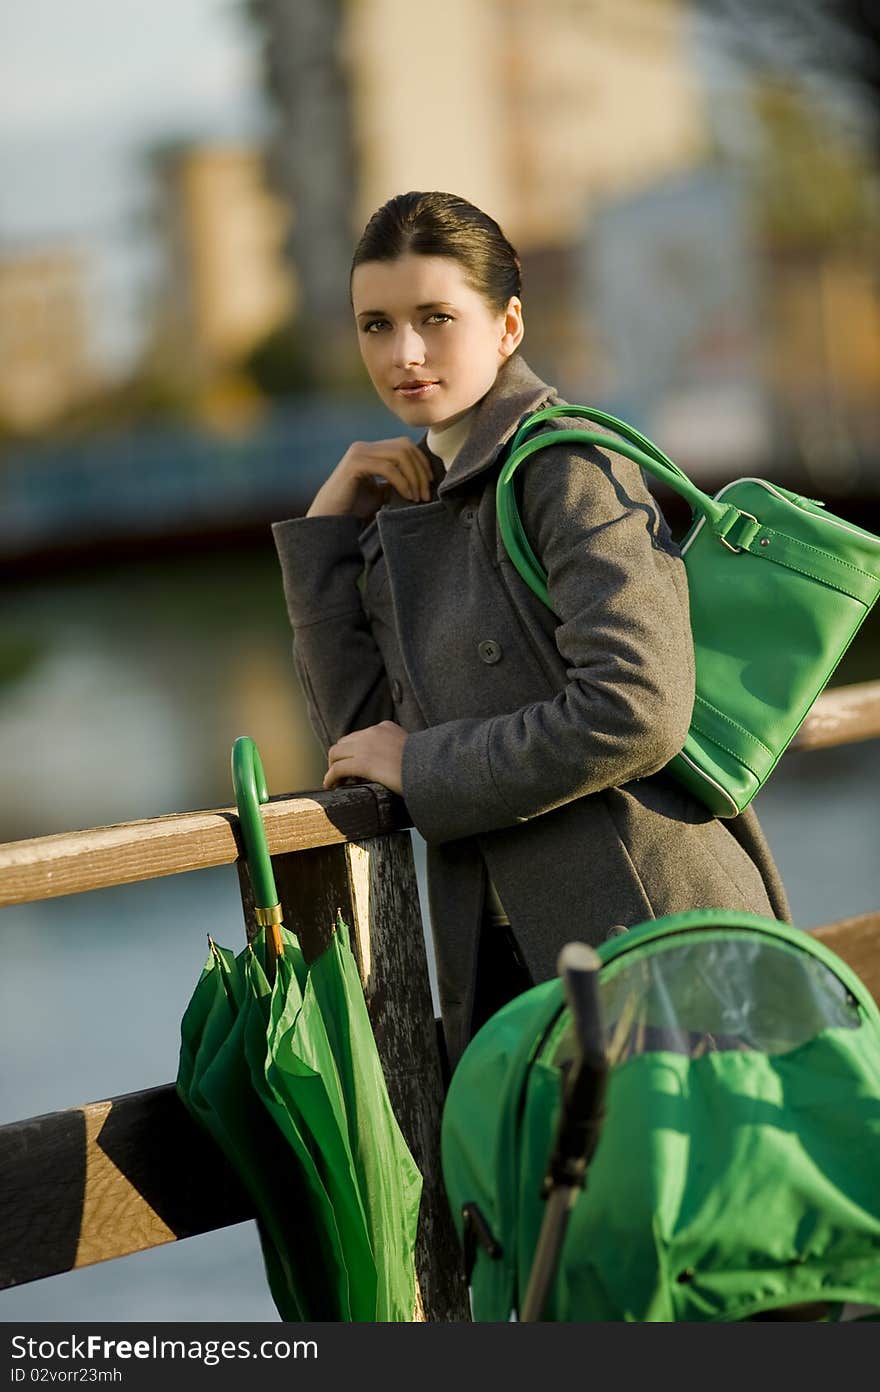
[{"left": 426, "top": 406, "right": 478, "bottom": 471}]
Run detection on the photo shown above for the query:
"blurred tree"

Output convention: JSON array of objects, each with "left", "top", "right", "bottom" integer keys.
[
  {"left": 831, "top": 1, "right": 880, "bottom": 141},
  {"left": 0, "top": 362, "right": 200, "bottom": 443},
  {"left": 244, "top": 318, "right": 317, "bottom": 396},
  {"left": 694, "top": 0, "right": 880, "bottom": 155},
  {"left": 693, "top": 0, "right": 880, "bottom": 493},
  {"left": 242, "top": 0, "right": 361, "bottom": 390},
  {"left": 750, "top": 81, "right": 878, "bottom": 253},
  {"left": 243, "top": 314, "right": 370, "bottom": 399}
]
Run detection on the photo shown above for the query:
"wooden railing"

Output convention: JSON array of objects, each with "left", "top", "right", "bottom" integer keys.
[
  {"left": 1, "top": 679, "right": 879, "bottom": 1319},
  {"left": 0, "top": 785, "right": 468, "bottom": 1320}
]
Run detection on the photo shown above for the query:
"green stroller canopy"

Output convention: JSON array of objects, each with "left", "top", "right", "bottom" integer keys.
[{"left": 441, "top": 910, "right": 880, "bottom": 1322}]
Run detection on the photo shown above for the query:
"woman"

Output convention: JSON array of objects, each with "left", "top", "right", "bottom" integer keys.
[{"left": 271, "top": 190, "right": 791, "bottom": 1068}]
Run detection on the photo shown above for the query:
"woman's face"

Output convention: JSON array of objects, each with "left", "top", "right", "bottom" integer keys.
[{"left": 351, "top": 253, "right": 523, "bottom": 430}]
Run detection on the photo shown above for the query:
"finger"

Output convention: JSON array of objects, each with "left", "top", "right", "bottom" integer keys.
[
  {"left": 410, "top": 446, "right": 433, "bottom": 500},
  {"left": 355, "top": 443, "right": 414, "bottom": 501},
  {"left": 388, "top": 447, "right": 423, "bottom": 501},
  {"left": 383, "top": 441, "right": 427, "bottom": 501},
  {"left": 363, "top": 452, "right": 416, "bottom": 501},
  {"left": 325, "top": 772, "right": 365, "bottom": 791},
  {"left": 365, "top": 441, "right": 429, "bottom": 501},
  {"left": 324, "top": 749, "right": 358, "bottom": 788},
  {"left": 405, "top": 443, "right": 434, "bottom": 499}
]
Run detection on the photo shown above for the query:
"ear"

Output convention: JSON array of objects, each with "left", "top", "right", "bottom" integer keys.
[{"left": 499, "top": 296, "right": 525, "bottom": 359}]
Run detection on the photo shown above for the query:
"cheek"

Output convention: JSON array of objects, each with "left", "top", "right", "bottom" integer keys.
[
  {"left": 456, "top": 325, "right": 500, "bottom": 378},
  {"left": 359, "top": 337, "right": 387, "bottom": 383}
]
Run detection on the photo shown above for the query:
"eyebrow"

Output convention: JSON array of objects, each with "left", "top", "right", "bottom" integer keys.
[{"left": 356, "top": 301, "right": 457, "bottom": 319}]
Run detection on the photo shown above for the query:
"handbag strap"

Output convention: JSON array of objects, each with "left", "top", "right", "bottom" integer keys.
[
  {"left": 508, "top": 405, "right": 692, "bottom": 488},
  {"left": 496, "top": 407, "right": 879, "bottom": 612}
]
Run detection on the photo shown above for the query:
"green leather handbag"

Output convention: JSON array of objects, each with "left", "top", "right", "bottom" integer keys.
[{"left": 497, "top": 405, "right": 880, "bottom": 817}]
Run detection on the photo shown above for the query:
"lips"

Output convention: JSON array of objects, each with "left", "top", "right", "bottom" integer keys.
[{"left": 395, "top": 380, "right": 440, "bottom": 395}]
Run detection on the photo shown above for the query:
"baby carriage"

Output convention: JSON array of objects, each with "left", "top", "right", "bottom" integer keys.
[{"left": 441, "top": 909, "right": 880, "bottom": 1322}]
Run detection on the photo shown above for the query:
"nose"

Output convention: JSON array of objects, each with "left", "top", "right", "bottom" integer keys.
[{"left": 392, "top": 323, "right": 426, "bottom": 368}]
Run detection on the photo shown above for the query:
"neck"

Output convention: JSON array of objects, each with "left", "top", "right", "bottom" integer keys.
[{"left": 427, "top": 406, "right": 477, "bottom": 471}]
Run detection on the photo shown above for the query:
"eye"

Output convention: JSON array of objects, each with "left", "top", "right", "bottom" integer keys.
[
  {"left": 361, "top": 319, "right": 388, "bottom": 333},
  {"left": 427, "top": 313, "right": 453, "bottom": 324}
]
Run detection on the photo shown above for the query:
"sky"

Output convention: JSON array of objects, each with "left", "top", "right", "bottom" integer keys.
[{"left": 0, "top": 0, "right": 267, "bottom": 373}]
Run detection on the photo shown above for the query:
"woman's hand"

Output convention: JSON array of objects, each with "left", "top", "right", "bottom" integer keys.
[
  {"left": 307, "top": 438, "right": 433, "bottom": 521},
  {"left": 323, "top": 721, "right": 408, "bottom": 795}
]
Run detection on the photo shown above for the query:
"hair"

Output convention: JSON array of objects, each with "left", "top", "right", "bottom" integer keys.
[{"left": 349, "top": 191, "right": 522, "bottom": 314}]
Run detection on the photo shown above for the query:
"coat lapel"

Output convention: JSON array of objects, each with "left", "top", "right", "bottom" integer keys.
[
  {"left": 378, "top": 354, "right": 557, "bottom": 504},
  {"left": 373, "top": 354, "right": 561, "bottom": 727},
  {"left": 423, "top": 353, "right": 557, "bottom": 497}
]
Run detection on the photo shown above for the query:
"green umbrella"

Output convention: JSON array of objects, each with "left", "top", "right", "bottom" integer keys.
[
  {"left": 176, "top": 736, "right": 422, "bottom": 1321},
  {"left": 178, "top": 935, "right": 340, "bottom": 1319}
]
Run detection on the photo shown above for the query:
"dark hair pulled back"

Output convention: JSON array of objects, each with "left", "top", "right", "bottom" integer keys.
[{"left": 350, "top": 191, "right": 522, "bottom": 314}]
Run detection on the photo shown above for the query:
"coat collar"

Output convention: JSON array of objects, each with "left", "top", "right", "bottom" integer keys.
[{"left": 420, "top": 353, "right": 557, "bottom": 498}]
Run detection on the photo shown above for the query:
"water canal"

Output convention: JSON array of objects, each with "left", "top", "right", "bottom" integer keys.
[{"left": 1, "top": 545, "right": 878, "bottom": 1319}]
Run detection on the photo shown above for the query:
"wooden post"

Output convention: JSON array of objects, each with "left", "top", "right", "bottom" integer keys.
[
  {"left": 342, "top": 833, "right": 469, "bottom": 1323},
  {"left": 236, "top": 829, "right": 470, "bottom": 1322}
]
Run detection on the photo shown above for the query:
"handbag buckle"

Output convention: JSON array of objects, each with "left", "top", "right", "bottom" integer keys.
[{"left": 717, "top": 510, "right": 759, "bottom": 553}]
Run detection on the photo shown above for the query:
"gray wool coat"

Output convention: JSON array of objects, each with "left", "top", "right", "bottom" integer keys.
[{"left": 272, "top": 352, "right": 791, "bottom": 1066}]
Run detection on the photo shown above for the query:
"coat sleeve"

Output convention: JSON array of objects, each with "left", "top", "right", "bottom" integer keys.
[
  {"left": 400, "top": 437, "right": 696, "bottom": 844},
  {"left": 271, "top": 514, "right": 394, "bottom": 756}
]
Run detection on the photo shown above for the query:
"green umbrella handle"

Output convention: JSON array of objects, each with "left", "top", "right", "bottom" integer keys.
[{"left": 231, "top": 736, "right": 284, "bottom": 972}]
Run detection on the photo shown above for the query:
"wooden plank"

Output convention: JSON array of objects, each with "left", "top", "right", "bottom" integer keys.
[
  {"left": 792, "top": 680, "right": 880, "bottom": 752},
  {"left": 1, "top": 833, "right": 468, "bottom": 1317},
  {"left": 3, "top": 905, "right": 875, "bottom": 1298},
  {"left": 0, "top": 1086, "right": 254, "bottom": 1289},
  {"left": 237, "top": 840, "right": 358, "bottom": 963},
  {"left": 0, "top": 783, "right": 410, "bottom": 908},
  {"left": 1, "top": 680, "right": 876, "bottom": 911},
  {"left": 810, "top": 911, "right": 880, "bottom": 1005}
]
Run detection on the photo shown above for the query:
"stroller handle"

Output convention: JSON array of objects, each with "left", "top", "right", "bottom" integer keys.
[
  {"left": 520, "top": 943, "right": 609, "bottom": 1321},
  {"left": 546, "top": 944, "right": 608, "bottom": 1191}
]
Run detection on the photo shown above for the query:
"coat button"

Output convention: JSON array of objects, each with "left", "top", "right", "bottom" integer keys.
[
  {"left": 461, "top": 505, "right": 476, "bottom": 526},
  {"left": 478, "top": 639, "right": 502, "bottom": 664},
  {"left": 391, "top": 678, "right": 403, "bottom": 703}
]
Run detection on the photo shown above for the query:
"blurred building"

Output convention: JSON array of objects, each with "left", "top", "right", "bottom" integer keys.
[
  {"left": 583, "top": 169, "right": 772, "bottom": 476},
  {"left": 244, "top": 0, "right": 357, "bottom": 387},
  {"left": 0, "top": 248, "right": 97, "bottom": 434},
  {"left": 148, "top": 143, "right": 296, "bottom": 401},
  {"left": 245, "top": 0, "right": 879, "bottom": 490},
  {"left": 348, "top": 0, "right": 705, "bottom": 243},
  {"left": 249, "top": 0, "right": 705, "bottom": 389}
]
